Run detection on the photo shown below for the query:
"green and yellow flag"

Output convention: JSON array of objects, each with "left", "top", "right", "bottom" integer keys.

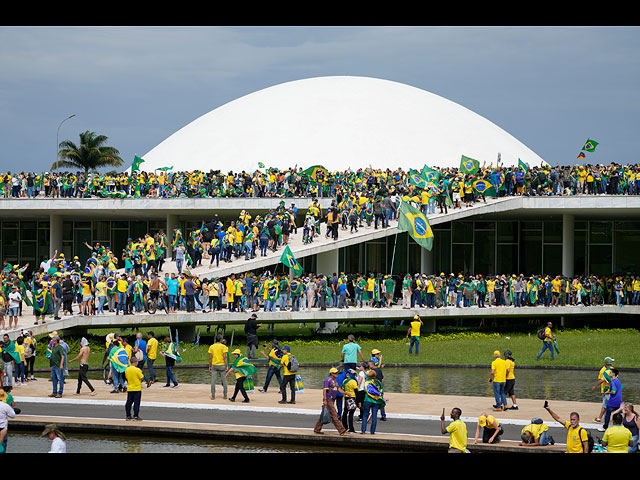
[
  {"left": 131, "top": 155, "right": 145, "bottom": 172},
  {"left": 460, "top": 155, "right": 480, "bottom": 175},
  {"left": 421, "top": 165, "right": 439, "bottom": 183},
  {"left": 280, "top": 245, "right": 303, "bottom": 276},
  {"left": 518, "top": 158, "right": 529, "bottom": 172},
  {"left": 582, "top": 139, "right": 599, "bottom": 152},
  {"left": 473, "top": 179, "right": 497, "bottom": 197},
  {"left": 301, "top": 165, "right": 328, "bottom": 183},
  {"left": 408, "top": 169, "right": 427, "bottom": 189},
  {"left": 397, "top": 200, "right": 433, "bottom": 251}
]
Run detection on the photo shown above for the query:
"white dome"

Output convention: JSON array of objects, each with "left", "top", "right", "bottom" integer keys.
[{"left": 141, "top": 76, "right": 545, "bottom": 173}]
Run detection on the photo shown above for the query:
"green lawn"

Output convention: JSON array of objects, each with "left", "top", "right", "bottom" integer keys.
[{"left": 31, "top": 325, "right": 640, "bottom": 370}]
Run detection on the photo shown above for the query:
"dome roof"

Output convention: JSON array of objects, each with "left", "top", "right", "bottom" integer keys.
[{"left": 141, "top": 76, "right": 545, "bottom": 173}]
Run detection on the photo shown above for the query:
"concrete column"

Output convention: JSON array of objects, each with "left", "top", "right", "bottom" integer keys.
[
  {"left": 50, "top": 214, "right": 63, "bottom": 258},
  {"left": 562, "top": 213, "right": 574, "bottom": 277},
  {"left": 421, "top": 248, "right": 433, "bottom": 275},
  {"left": 166, "top": 213, "right": 178, "bottom": 258},
  {"left": 316, "top": 248, "right": 339, "bottom": 277}
]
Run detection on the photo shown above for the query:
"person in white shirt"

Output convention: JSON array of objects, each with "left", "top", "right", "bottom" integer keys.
[
  {"left": 0, "top": 390, "right": 16, "bottom": 453},
  {"left": 41, "top": 424, "right": 66, "bottom": 453},
  {"left": 8, "top": 286, "right": 22, "bottom": 330}
]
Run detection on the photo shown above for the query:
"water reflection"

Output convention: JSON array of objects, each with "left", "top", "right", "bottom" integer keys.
[{"left": 87, "top": 366, "right": 638, "bottom": 403}]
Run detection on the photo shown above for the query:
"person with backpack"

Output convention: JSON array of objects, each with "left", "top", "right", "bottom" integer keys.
[
  {"left": 544, "top": 401, "right": 591, "bottom": 453},
  {"left": 278, "top": 346, "right": 298, "bottom": 404},
  {"left": 536, "top": 322, "right": 556, "bottom": 360}
]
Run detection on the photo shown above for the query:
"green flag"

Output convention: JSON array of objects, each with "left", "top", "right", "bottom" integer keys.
[
  {"left": 582, "top": 139, "right": 599, "bottom": 152},
  {"left": 301, "top": 165, "right": 328, "bottom": 183},
  {"left": 156, "top": 166, "right": 173, "bottom": 171},
  {"left": 408, "top": 169, "right": 427, "bottom": 189},
  {"left": 280, "top": 245, "right": 303, "bottom": 276},
  {"left": 518, "top": 158, "right": 529, "bottom": 172},
  {"left": 460, "top": 155, "right": 480, "bottom": 175},
  {"left": 473, "top": 179, "right": 498, "bottom": 197},
  {"left": 131, "top": 155, "right": 145, "bottom": 172},
  {"left": 421, "top": 165, "right": 439, "bottom": 183},
  {"left": 397, "top": 201, "right": 434, "bottom": 251},
  {"left": 258, "top": 162, "right": 265, "bottom": 168}
]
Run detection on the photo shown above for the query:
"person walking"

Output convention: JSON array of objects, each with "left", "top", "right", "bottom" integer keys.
[
  {"left": 314, "top": 367, "right": 348, "bottom": 436},
  {"left": 68, "top": 337, "right": 96, "bottom": 396},
  {"left": 592, "top": 356, "right": 615, "bottom": 425},
  {"left": 208, "top": 335, "right": 228, "bottom": 400},
  {"left": 145, "top": 331, "right": 158, "bottom": 384},
  {"left": 279, "top": 346, "right": 297, "bottom": 404},
  {"left": 504, "top": 350, "right": 518, "bottom": 410},
  {"left": 489, "top": 350, "right": 508, "bottom": 411},
  {"left": 226, "top": 349, "right": 253, "bottom": 403},
  {"left": 341, "top": 334, "right": 366, "bottom": 371},
  {"left": 48, "top": 335, "right": 66, "bottom": 398},
  {"left": 601, "top": 368, "right": 623, "bottom": 431},
  {"left": 258, "top": 339, "right": 283, "bottom": 393},
  {"left": 339, "top": 369, "right": 358, "bottom": 433},
  {"left": 536, "top": 322, "right": 556, "bottom": 360},
  {"left": 244, "top": 313, "right": 261, "bottom": 359},
  {"left": 160, "top": 336, "right": 179, "bottom": 388},
  {"left": 360, "top": 369, "right": 386, "bottom": 435},
  {"left": 124, "top": 357, "right": 144, "bottom": 420}
]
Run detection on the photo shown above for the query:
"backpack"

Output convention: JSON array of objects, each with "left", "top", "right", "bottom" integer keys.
[
  {"left": 578, "top": 427, "right": 595, "bottom": 453},
  {"left": 287, "top": 354, "right": 299, "bottom": 373},
  {"left": 537, "top": 328, "right": 546, "bottom": 340}
]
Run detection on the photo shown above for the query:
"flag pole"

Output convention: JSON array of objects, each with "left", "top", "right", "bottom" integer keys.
[{"left": 390, "top": 232, "right": 398, "bottom": 276}]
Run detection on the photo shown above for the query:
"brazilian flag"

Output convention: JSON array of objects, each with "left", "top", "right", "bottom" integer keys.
[
  {"left": 408, "top": 169, "right": 427, "bottom": 189},
  {"left": 33, "top": 287, "right": 50, "bottom": 315},
  {"left": 397, "top": 200, "right": 434, "bottom": 251},
  {"left": 109, "top": 346, "right": 130, "bottom": 373},
  {"left": 131, "top": 155, "right": 145, "bottom": 172},
  {"left": 280, "top": 245, "right": 303, "bottom": 276},
  {"left": 518, "top": 158, "right": 529, "bottom": 172},
  {"left": 301, "top": 165, "right": 328, "bottom": 183},
  {"left": 473, "top": 179, "right": 498, "bottom": 197},
  {"left": 460, "top": 155, "right": 480, "bottom": 175},
  {"left": 258, "top": 162, "right": 265, "bottom": 168},
  {"left": 232, "top": 355, "right": 258, "bottom": 377},
  {"left": 421, "top": 165, "right": 439, "bottom": 183},
  {"left": 582, "top": 139, "right": 599, "bottom": 152},
  {"left": 163, "top": 341, "right": 182, "bottom": 363}
]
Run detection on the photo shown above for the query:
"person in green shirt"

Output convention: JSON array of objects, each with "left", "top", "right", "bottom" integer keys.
[{"left": 48, "top": 335, "right": 66, "bottom": 398}]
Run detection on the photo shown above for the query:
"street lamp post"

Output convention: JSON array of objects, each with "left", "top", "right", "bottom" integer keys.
[{"left": 55, "top": 114, "right": 76, "bottom": 171}]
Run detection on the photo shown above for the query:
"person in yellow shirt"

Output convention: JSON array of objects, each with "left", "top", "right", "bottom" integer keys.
[
  {"left": 145, "top": 331, "right": 158, "bottom": 384},
  {"left": 545, "top": 402, "right": 590, "bottom": 452},
  {"left": 473, "top": 413, "right": 503, "bottom": 444},
  {"left": 124, "top": 357, "right": 144, "bottom": 420},
  {"left": 489, "top": 350, "right": 508, "bottom": 411},
  {"left": 226, "top": 274, "right": 236, "bottom": 312},
  {"left": 208, "top": 335, "right": 229, "bottom": 400},
  {"left": 406, "top": 315, "right": 423, "bottom": 355},
  {"left": 441, "top": 407, "right": 468, "bottom": 453},
  {"left": 519, "top": 419, "right": 552, "bottom": 447},
  {"left": 279, "top": 346, "right": 296, "bottom": 404},
  {"left": 504, "top": 350, "right": 518, "bottom": 410},
  {"left": 602, "top": 413, "right": 634, "bottom": 453}
]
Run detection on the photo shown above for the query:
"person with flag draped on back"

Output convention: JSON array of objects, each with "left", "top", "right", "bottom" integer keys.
[
  {"left": 160, "top": 335, "right": 180, "bottom": 388},
  {"left": 32, "top": 277, "right": 50, "bottom": 325},
  {"left": 226, "top": 349, "right": 256, "bottom": 403},
  {"left": 109, "top": 339, "right": 129, "bottom": 393}
]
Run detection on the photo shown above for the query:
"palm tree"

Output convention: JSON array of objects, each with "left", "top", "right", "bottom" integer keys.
[{"left": 52, "top": 131, "right": 124, "bottom": 174}]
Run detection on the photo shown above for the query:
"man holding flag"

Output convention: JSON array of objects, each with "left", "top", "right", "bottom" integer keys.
[
  {"left": 397, "top": 200, "right": 434, "bottom": 251},
  {"left": 280, "top": 245, "right": 303, "bottom": 277}
]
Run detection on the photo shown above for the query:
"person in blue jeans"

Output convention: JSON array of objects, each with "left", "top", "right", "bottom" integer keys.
[
  {"left": 536, "top": 322, "right": 556, "bottom": 360},
  {"left": 48, "top": 336, "right": 66, "bottom": 398},
  {"left": 602, "top": 369, "right": 623, "bottom": 430},
  {"left": 161, "top": 337, "right": 179, "bottom": 388},
  {"left": 361, "top": 370, "right": 385, "bottom": 434}
]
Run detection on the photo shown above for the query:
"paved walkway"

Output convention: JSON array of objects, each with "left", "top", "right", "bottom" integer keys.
[{"left": 8, "top": 375, "right": 605, "bottom": 452}]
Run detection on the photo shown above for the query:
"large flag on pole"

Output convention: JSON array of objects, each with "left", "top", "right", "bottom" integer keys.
[
  {"left": 397, "top": 201, "right": 434, "bottom": 251},
  {"left": 280, "top": 245, "right": 303, "bottom": 276},
  {"left": 473, "top": 179, "right": 498, "bottom": 197},
  {"left": 421, "top": 165, "right": 439, "bottom": 183},
  {"left": 301, "top": 165, "right": 328, "bottom": 183},
  {"left": 460, "top": 155, "right": 480, "bottom": 175}
]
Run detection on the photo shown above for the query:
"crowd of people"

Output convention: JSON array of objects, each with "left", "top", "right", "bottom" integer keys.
[{"left": 2, "top": 161, "right": 640, "bottom": 201}]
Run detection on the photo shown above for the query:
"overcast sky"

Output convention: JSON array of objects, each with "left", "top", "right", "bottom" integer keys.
[{"left": 1, "top": 25, "right": 639, "bottom": 172}]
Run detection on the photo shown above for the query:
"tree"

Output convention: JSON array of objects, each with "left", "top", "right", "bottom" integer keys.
[{"left": 52, "top": 131, "right": 123, "bottom": 174}]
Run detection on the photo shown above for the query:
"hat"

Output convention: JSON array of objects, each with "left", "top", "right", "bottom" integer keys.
[
  {"left": 329, "top": 368, "right": 338, "bottom": 374},
  {"left": 49, "top": 330, "right": 59, "bottom": 338},
  {"left": 282, "top": 346, "right": 290, "bottom": 352},
  {"left": 604, "top": 357, "right": 615, "bottom": 365},
  {"left": 493, "top": 350, "right": 501, "bottom": 356},
  {"left": 41, "top": 424, "right": 66, "bottom": 440},
  {"left": 371, "top": 349, "right": 381, "bottom": 355},
  {"left": 232, "top": 349, "right": 242, "bottom": 355},
  {"left": 478, "top": 415, "right": 488, "bottom": 427},
  {"left": 413, "top": 315, "right": 420, "bottom": 320}
]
